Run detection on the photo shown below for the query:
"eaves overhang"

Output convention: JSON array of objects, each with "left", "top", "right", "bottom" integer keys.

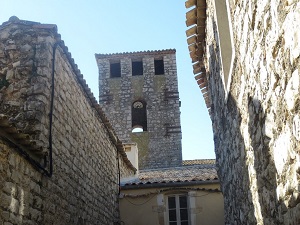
[
  {"left": 121, "top": 178, "right": 219, "bottom": 190},
  {"left": 185, "top": 0, "right": 211, "bottom": 114}
]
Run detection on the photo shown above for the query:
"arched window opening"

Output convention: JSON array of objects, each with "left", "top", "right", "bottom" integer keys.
[
  {"left": 132, "top": 100, "right": 147, "bottom": 132},
  {"left": 132, "top": 126, "right": 144, "bottom": 133}
]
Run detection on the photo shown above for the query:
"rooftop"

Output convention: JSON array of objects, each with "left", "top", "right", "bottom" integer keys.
[
  {"left": 182, "top": 159, "right": 215, "bottom": 166},
  {"left": 122, "top": 159, "right": 218, "bottom": 189},
  {"left": 185, "top": 0, "right": 210, "bottom": 112}
]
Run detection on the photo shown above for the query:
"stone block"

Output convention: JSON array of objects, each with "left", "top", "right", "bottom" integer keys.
[
  {"left": 3, "top": 222, "right": 13, "bottom": 225},
  {"left": 293, "top": 114, "right": 300, "bottom": 141},
  {"left": 6, "top": 45, "right": 17, "bottom": 50},
  {"left": 1, "top": 210, "right": 10, "bottom": 221},
  {"left": 0, "top": 192, "right": 12, "bottom": 210},
  {"left": 12, "top": 61, "right": 20, "bottom": 68},
  {"left": 2, "top": 182, "right": 15, "bottom": 195},
  {"left": 29, "top": 208, "right": 41, "bottom": 222},
  {"left": 285, "top": 69, "right": 299, "bottom": 111}
]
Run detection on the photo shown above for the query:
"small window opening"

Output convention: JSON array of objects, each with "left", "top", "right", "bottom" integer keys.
[
  {"left": 110, "top": 62, "right": 121, "bottom": 78},
  {"left": 132, "top": 101, "right": 147, "bottom": 132},
  {"left": 132, "top": 61, "right": 143, "bottom": 76},
  {"left": 154, "top": 59, "right": 164, "bottom": 75}
]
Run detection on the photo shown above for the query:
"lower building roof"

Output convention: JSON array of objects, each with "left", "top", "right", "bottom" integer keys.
[{"left": 121, "top": 159, "right": 218, "bottom": 189}]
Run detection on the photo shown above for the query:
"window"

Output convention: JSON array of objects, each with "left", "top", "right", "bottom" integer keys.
[
  {"left": 132, "top": 100, "right": 147, "bottom": 132},
  {"left": 154, "top": 59, "right": 164, "bottom": 75},
  {"left": 110, "top": 62, "right": 121, "bottom": 78},
  {"left": 167, "top": 195, "right": 189, "bottom": 225},
  {"left": 132, "top": 61, "right": 143, "bottom": 76}
]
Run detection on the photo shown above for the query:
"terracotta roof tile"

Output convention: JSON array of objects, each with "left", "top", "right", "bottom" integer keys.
[
  {"left": 182, "top": 159, "right": 215, "bottom": 166},
  {"left": 185, "top": 0, "right": 211, "bottom": 113},
  {"left": 122, "top": 163, "right": 218, "bottom": 187}
]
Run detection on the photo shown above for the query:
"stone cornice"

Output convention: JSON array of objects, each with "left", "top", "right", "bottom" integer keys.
[{"left": 95, "top": 49, "right": 176, "bottom": 60}]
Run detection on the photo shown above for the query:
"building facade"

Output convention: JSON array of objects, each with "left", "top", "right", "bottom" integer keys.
[
  {"left": 0, "top": 17, "right": 135, "bottom": 225},
  {"left": 120, "top": 160, "right": 224, "bottom": 225},
  {"left": 96, "top": 50, "right": 182, "bottom": 170},
  {"left": 186, "top": 0, "right": 300, "bottom": 224}
]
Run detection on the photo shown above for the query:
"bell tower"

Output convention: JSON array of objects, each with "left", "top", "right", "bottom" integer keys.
[{"left": 96, "top": 49, "right": 182, "bottom": 169}]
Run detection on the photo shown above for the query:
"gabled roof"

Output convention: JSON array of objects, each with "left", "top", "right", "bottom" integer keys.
[{"left": 122, "top": 160, "right": 218, "bottom": 189}]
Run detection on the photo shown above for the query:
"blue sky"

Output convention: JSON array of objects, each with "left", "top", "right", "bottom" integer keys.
[{"left": 1, "top": 0, "right": 215, "bottom": 159}]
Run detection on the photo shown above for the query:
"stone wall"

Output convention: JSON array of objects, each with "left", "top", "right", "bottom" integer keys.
[
  {"left": 96, "top": 51, "right": 182, "bottom": 170},
  {"left": 204, "top": 0, "right": 300, "bottom": 224},
  {"left": 0, "top": 17, "right": 135, "bottom": 225}
]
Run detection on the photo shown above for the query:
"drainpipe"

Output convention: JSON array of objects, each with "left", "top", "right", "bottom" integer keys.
[{"left": 47, "top": 41, "right": 62, "bottom": 177}]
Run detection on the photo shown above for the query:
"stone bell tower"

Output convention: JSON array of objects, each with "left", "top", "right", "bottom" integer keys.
[{"left": 95, "top": 49, "right": 182, "bottom": 170}]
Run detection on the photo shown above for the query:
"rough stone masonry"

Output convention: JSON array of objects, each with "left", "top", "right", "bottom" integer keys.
[
  {"left": 96, "top": 50, "right": 182, "bottom": 170},
  {"left": 204, "top": 0, "right": 300, "bottom": 224},
  {"left": 0, "top": 17, "right": 135, "bottom": 225}
]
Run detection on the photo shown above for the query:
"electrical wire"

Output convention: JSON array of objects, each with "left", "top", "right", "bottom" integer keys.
[
  {"left": 117, "top": 150, "right": 121, "bottom": 195},
  {"left": 123, "top": 187, "right": 220, "bottom": 198},
  {"left": 124, "top": 193, "right": 157, "bottom": 206},
  {"left": 47, "top": 41, "right": 62, "bottom": 177},
  {"left": 122, "top": 187, "right": 221, "bottom": 206}
]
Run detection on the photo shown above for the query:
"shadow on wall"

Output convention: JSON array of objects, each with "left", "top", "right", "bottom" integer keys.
[
  {"left": 250, "top": 96, "right": 300, "bottom": 225},
  {"left": 209, "top": 16, "right": 300, "bottom": 224},
  {"left": 248, "top": 97, "right": 279, "bottom": 224},
  {"left": 209, "top": 19, "right": 257, "bottom": 224}
]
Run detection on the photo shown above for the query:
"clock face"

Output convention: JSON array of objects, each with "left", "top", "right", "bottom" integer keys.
[{"left": 133, "top": 101, "right": 143, "bottom": 109}]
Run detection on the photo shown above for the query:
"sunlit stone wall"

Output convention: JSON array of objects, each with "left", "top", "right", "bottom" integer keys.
[
  {"left": 0, "top": 17, "right": 134, "bottom": 225},
  {"left": 205, "top": 1, "right": 300, "bottom": 224}
]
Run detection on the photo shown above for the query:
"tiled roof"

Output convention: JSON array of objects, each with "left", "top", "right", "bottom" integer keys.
[
  {"left": 122, "top": 163, "right": 218, "bottom": 188},
  {"left": 185, "top": 0, "right": 211, "bottom": 113},
  {"left": 182, "top": 159, "right": 216, "bottom": 166}
]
